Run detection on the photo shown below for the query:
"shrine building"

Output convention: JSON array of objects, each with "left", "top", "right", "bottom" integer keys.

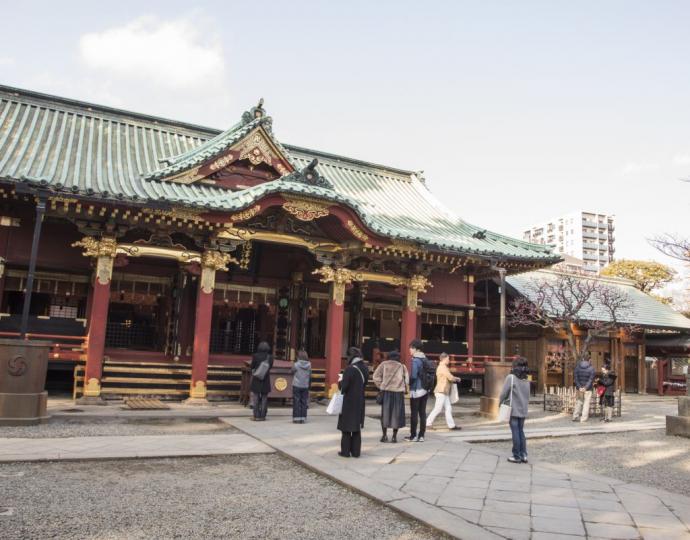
[{"left": 0, "top": 85, "right": 559, "bottom": 402}]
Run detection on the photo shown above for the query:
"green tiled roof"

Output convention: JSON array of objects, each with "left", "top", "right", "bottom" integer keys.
[
  {"left": 508, "top": 270, "right": 690, "bottom": 331},
  {"left": 0, "top": 84, "right": 558, "bottom": 262}
]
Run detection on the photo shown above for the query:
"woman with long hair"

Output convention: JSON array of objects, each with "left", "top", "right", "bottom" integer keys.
[{"left": 499, "top": 357, "right": 531, "bottom": 463}]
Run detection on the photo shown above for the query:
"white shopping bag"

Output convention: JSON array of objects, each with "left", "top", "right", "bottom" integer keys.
[
  {"left": 450, "top": 383, "right": 460, "bottom": 404},
  {"left": 326, "top": 392, "right": 343, "bottom": 415}
]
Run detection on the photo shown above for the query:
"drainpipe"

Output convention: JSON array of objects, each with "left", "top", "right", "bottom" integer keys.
[{"left": 20, "top": 198, "right": 46, "bottom": 338}]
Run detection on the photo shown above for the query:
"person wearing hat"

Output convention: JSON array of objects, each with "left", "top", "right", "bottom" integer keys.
[
  {"left": 337, "top": 347, "right": 369, "bottom": 457},
  {"left": 372, "top": 350, "right": 409, "bottom": 443}
]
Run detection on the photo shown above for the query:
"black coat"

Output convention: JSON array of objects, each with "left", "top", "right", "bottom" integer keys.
[
  {"left": 250, "top": 351, "right": 274, "bottom": 394},
  {"left": 337, "top": 361, "right": 369, "bottom": 433}
]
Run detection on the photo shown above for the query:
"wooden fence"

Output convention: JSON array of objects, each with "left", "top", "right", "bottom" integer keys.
[{"left": 543, "top": 386, "right": 622, "bottom": 417}]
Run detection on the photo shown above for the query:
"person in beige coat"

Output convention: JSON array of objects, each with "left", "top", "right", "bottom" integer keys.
[
  {"left": 426, "top": 353, "right": 461, "bottom": 430},
  {"left": 372, "top": 350, "right": 409, "bottom": 443}
]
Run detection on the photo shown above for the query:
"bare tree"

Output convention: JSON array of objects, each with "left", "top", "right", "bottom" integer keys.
[
  {"left": 507, "top": 274, "right": 636, "bottom": 365},
  {"left": 649, "top": 233, "right": 690, "bottom": 263}
]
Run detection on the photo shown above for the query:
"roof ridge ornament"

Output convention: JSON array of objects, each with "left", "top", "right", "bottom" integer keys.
[
  {"left": 241, "top": 98, "right": 266, "bottom": 125},
  {"left": 282, "top": 158, "right": 331, "bottom": 188}
]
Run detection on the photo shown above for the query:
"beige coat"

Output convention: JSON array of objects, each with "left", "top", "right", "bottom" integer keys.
[
  {"left": 373, "top": 360, "right": 409, "bottom": 392},
  {"left": 434, "top": 363, "right": 456, "bottom": 394}
]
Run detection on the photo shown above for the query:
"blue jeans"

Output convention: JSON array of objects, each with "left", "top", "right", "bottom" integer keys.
[
  {"left": 509, "top": 416, "right": 527, "bottom": 460},
  {"left": 293, "top": 387, "right": 309, "bottom": 420}
]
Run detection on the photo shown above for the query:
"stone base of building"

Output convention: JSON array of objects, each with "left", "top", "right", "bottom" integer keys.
[
  {"left": 75, "top": 395, "right": 108, "bottom": 406},
  {"left": 182, "top": 397, "right": 210, "bottom": 406}
]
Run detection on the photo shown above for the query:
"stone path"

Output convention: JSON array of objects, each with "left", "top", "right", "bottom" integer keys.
[
  {"left": 0, "top": 433, "right": 273, "bottom": 462},
  {"left": 227, "top": 415, "right": 690, "bottom": 540}
]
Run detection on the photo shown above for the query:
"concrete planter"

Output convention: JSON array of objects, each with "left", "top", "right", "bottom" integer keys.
[
  {"left": 0, "top": 338, "right": 51, "bottom": 426},
  {"left": 666, "top": 375, "right": 690, "bottom": 438}
]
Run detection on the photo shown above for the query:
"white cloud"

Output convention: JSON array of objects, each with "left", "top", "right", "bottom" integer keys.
[
  {"left": 80, "top": 15, "right": 225, "bottom": 90},
  {"left": 672, "top": 153, "right": 690, "bottom": 166},
  {"left": 0, "top": 57, "right": 14, "bottom": 67},
  {"left": 619, "top": 161, "right": 660, "bottom": 176}
]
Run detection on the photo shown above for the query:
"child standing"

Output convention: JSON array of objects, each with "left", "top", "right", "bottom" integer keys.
[{"left": 291, "top": 350, "right": 312, "bottom": 423}]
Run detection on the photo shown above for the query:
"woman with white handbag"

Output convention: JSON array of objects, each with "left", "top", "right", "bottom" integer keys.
[
  {"left": 336, "top": 347, "right": 369, "bottom": 458},
  {"left": 425, "top": 353, "right": 462, "bottom": 433},
  {"left": 498, "top": 357, "right": 531, "bottom": 464}
]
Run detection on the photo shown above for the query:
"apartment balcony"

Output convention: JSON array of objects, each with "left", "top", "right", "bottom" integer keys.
[
  {"left": 582, "top": 230, "right": 598, "bottom": 239},
  {"left": 583, "top": 252, "right": 598, "bottom": 261},
  {"left": 583, "top": 242, "right": 600, "bottom": 249},
  {"left": 582, "top": 219, "right": 598, "bottom": 227}
]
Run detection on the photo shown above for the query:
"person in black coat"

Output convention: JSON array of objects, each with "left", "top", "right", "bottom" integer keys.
[
  {"left": 337, "top": 347, "right": 369, "bottom": 458},
  {"left": 598, "top": 365, "right": 617, "bottom": 423},
  {"left": 250, "top": 341, "right": 273, "bottom": 421}
]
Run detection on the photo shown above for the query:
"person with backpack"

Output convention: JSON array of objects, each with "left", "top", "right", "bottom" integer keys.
[
  {"left": 404, "top": 339, "right": 433, "bottom": 442},
  {"left": 250, "top": 341, "right": 273, "bottom": 421},
  {"left": 425, "top": 352, "right": 462, "bottom": 431}
]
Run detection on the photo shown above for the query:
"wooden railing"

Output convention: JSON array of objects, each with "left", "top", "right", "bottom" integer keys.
[
  {"left": 425, "top": 353, "right": 520, "bottom": 374},
  {"left": 0, "top": 331, "right": 86, "bottom": 362}
]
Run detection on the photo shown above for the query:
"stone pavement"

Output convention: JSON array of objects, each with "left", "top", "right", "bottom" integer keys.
[
  {"left": 227, "top": 414, "right": 690, "bottom": 540},
  {"left": 0, "top": 433, "right": 273, "bottom": 462}
]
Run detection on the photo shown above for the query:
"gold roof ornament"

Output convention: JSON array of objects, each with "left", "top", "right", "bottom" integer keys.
[
  {"left": 201, "top": 250, "right": 236, "bottom": 271},
  {"left": 282, "top": 195, "right": 330, "bottom": 221},
  {"left": 313, "top": 266, "right": 358, "bottom": 286},
  {"left": 72, "top": 236, "right": 118, "bottom": 258}
]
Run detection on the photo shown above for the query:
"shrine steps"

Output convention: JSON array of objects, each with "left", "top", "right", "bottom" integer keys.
[{"left": 73, "top": 360, "right": 327, "bottom": 401}]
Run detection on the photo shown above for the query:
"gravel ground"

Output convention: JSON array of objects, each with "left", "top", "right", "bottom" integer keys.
[
  {"left": 477, "top": 428, "right": 690, "bottom": 495},
  {"left": 0, "top": 417, "right": 237, "bottom": 438},
  {"left": 0, "top": 454, "right": 446, "bottom": 540}
]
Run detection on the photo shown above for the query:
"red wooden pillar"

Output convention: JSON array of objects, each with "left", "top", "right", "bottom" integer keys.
[
  {"left": 187, "top": 251, "right": 229, "bottom": 404},
  {"left": 74, "top": 237, "right": 117, "bottom": 403},
  {"left": 400, "top": 275, "right": 429, "bottom": 370},
  {"left": 466, "top": 274, "right": 475, "bottom": 359},
  {"left": 325, "top": 284, "right": 345, "bottom": 396}
]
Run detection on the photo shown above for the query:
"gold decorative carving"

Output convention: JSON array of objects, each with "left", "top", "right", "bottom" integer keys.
[
  {"left": 403, "top": 275, "right": 431, "bottom": 313},
  {"left": 95, "top": 255, "right": 115, "bottom": 285},
  {"left": 386, "top": 240, "right": 419, "bottom": 253},
  {"left": 200, "top": 266, "right": 216, "bottom": 294},
  {"left": 282, "top": 196, "right": 330, "bottom": 221},
  {"left": 237, "top": 130, "right": 279, "bottom": 166},
  {"left": 275, "top": 163, "right": 289, "bottom": 176},
  {"left": 313, "top": 266, "right": 357, "bottom": 306},
  {"left": 346, "top": 220, "right": 369, "bottom": 243},
  {"left": 168, "top": 166, "right": 203, "bottom": 184},
  {"left": 142, "top": 207, "right": 204, "bottom": 222},
  {"left": 117, "top": 243, "right": 201, "bottom": 264},
  {"left": 239, "top": 242, "right": 252, "bottom": 270},
  {"left": 189, "top": 380, "right": 207, "bottom": 399},
  {"left": 201, "top": 250, "right": 235, "bottom": 271},
  {"left": 72, "top": 236, "right": 118, "bottom": 258},
  {"left": 274, "top": 377, "right": 288, "bottom": 392},
  {"left": 230, "top": 205, "right": 261, "bottom": 222},
  {"left": 209, "top": 152, "right": 235, "bottom": 171},
  {"left": 83, "top": 378, "right": 101, "bottom": 397}
]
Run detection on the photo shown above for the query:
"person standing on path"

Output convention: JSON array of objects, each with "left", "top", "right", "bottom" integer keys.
[
  {"left": 598, "top": 364, "right": 617, "bottom": 423},
  {"left": 499, "top": 357, "right": 531, "bottom": 463},
  {"left": 338, "top": 347, "right": 369, "bottom": 458},
  {"left": 425, "top": 352, "right": 462, "bottom": 431},
  {"left": 291, "top": 350, "right": 312, "bottom": 424},
  {"left": 572, "top": 356, "right": 595, "bottom": 423},
  {"left": 250, "top": 341, "right": 273, "bottom": 421},
  {"left": 405, "top": 339, "right": 431, "bottom": 442},
  {"left": 372, "top": 350, "right": 409, "bottom": 443}
]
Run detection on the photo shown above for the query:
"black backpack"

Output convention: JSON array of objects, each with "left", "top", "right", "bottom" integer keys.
[{"left": 420, "top": 356, "right": 437, "bottom": 393}]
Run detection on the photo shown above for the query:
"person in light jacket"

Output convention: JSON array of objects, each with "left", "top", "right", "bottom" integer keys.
[
  {"left": 372, "top": 350, "right": 409, "bottom": 443},
  {"left": 499, "top": 357, "right": 531, "bottom": 463},
  {"left": 425, "top": 353, "right": 462, "bottom": 431},
  {"left": 250, "top": 341, "right": 273, "bottom": 421},
  {"left": 291, "top": 350, "right": 312, "bottom": 424},
  {"left": 337, "top": 347, "right": 369, "bottom": 458}
]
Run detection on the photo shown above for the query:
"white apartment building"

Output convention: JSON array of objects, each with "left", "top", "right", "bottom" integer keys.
[{"left": 523, "top": 211, "right": 615, "bottom": 274}]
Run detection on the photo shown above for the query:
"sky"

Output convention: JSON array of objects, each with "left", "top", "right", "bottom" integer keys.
[{"left": 1, "top": 1, "right": 689, "bottom": 296}]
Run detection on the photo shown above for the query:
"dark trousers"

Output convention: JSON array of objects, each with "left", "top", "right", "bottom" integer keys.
[
  {"left": 292, "top": 387, "right": 309, "bottom": 420},
  {"left": 509, "top": 416, "right": 527, "bottom": 460},
  {"left": 340, "top": 431, "right": 362, "bottom": 457},
  {"left": 410, "top": 393, "right": 429, "bottom": 438},
  {"left": 253, "top": 392, "right": 268, "bottom": 419}
]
